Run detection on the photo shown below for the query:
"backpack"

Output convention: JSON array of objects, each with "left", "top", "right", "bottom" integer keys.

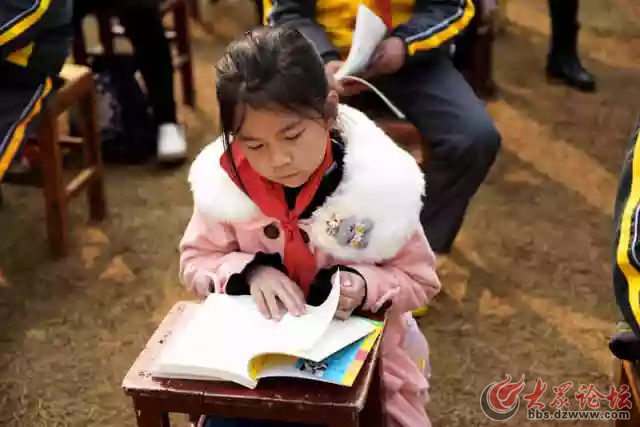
[{"left": 72, "top": 54, "right": 156, "bottom": 164}]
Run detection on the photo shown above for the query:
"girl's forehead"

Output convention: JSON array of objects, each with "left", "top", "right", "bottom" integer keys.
[{"left": 236, "top": 104, "right": 320, "bottom": 132}]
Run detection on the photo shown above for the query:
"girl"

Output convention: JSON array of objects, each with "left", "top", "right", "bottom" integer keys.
[{"left": 180, "top": 26, "right": 441, "bottom": 427}]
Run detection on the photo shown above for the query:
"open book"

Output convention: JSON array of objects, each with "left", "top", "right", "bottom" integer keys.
[
  {"left": 152, "top": 272, "right": 384, "bottom": 389},
  {"left": 334, "top": 4, "right": 406, "bottom": 120}
]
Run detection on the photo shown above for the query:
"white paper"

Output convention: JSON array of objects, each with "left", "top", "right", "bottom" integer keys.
[
  {"left": 335, "top": 5, "right": 387, "bottom": 81},
  {"left": 153, "top": 271, "right": 342, "bottom": 383},
  {"left": 292, "top": 316, "right": 376, "bottom": 362},
  {"left": 272, "top": 271, "right": 341, "bottom": 353}
]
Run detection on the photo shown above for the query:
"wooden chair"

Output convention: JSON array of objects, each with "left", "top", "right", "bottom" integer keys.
[
  {"left": 123, "top": 301, "right": 386, "bottom": 427},
  {"left": 72, "top": 0, "right": 196, "bottom": 108},
  {"left": 4, "top": 64, "right": 107, "bottom": 257},
  {"left": 342, "top": 93, "right": 430, "bottom": 166}
]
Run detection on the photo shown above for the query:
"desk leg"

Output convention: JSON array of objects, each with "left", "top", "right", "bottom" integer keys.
[
  {"left": 329, "top": 417, "right": 358, "bottom": 427},
  {"left": 360, "top": 359, "right": 386, "bottom": 427},
  {"left": 136, "top": 409, "right": 171, "bottom": 427}
]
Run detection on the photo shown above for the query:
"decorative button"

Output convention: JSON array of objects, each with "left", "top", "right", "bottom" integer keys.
[{"left": 263, "top": 223, "right": 280, "bottom": 239}]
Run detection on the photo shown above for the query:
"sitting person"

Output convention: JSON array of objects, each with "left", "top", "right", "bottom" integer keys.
[
  {"left": 0, "top": 0, "right": 73, "bottom": 180},
  {"left": 73, "top": 0, "right": 187, "bottom": 164},
  {"left": 179, "top": 27, "right": 441, "bottom": 427},
  {"left": 611, "top": 119, "right": 640, "bottom": 360},
  {"left": 266, "top": 0, "right": 501, "bottom": 259}
]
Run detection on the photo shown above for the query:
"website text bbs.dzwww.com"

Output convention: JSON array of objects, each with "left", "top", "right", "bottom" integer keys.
[{"left": 527, "top": 409, "right": 630, "bottom": 421}]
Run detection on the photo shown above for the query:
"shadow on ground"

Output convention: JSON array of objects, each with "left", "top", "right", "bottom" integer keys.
[{"left": 0, "top": 0, "right": 639, "bottom": 425}]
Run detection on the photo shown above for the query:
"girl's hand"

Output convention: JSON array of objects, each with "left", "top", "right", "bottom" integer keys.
[
  {"left": 249, "top": 267, "right": 306, "bottom": 320},
  {"left": 335, "top": 271, "right": 366, "bottom": 320}
]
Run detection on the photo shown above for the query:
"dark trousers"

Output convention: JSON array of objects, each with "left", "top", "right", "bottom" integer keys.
[
  {"left": 548, "top": 0, "right": 580, "bottom": 56},
  {"left": 361, "top": 55, "right": 501, "bottom": 253},
  {"left": 73, "top": 0, "right": 177, "bottom": 125},
  {"left": 0, "top": 0, "right": 71, "bottom": 181}
]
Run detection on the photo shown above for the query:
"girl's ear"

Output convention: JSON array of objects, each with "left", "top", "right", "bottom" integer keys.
[{"left": 324, "top": 90, "right": 339, "bottom": 128}]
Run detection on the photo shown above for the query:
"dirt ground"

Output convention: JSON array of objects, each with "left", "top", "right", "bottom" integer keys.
[{"left": 1, "top": 0, "right": 639, "bottom": 425}]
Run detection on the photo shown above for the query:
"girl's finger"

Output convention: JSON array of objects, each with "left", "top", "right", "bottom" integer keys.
[
  {"left": 251, "top": 287, "right": 271, "bottom": 319},
  {"left": 341, "top": 283, "right": 362, "bottom": 300},
  {"left": 276, "top": 281, "right": 305, "bottom": 316},
  {"left": 338, "top": 295, "right": 356, "bottom": 311},
  {"left": 264, "top": 289, "right": 282, "bottom": 320},
  {"left": 335, "top": 309, "right": 350, "bottom": 320}
]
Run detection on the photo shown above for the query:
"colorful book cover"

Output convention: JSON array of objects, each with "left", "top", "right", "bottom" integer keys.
[
  {"left": 250, "top": 319, "right": 384, "bottom": 387},
  {"left": 294, "top": 320, "right": 384, "bottom": 386}
]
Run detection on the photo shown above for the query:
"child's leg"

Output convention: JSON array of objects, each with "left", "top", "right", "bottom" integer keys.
[{"left": 203, "top": 417, "right": 322, "bottom": 427}]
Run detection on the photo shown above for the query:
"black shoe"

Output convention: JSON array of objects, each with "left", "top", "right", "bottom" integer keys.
[{"left": 546, "top": 53, "right": 596, "bottom": 92}]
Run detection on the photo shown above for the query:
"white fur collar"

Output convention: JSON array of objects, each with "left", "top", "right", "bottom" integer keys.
[{"left": 188, "top": 104, "right": 425, "bottom": 262}]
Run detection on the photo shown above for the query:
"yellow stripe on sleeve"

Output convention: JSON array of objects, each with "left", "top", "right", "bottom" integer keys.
[
  {"left": 0, "top": 0, "right": 51, "bottom": 46},
  {"left": 407, "top": 0, "right": 475, "bottom": 56},
  {"left": 616, "top": 130, "right": 640, "bottom": 328}
]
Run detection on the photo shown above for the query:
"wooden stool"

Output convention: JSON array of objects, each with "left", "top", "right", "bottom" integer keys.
[
  {"left": 374, "top": 117, "right": 430, "bottom": 165},
  {"left": 4, "top": 64, "right": 107, "bottom": 257},
  {"left": 72, "top": 0, "right": 196, "bottom": 107},
  {"left": 613, "top": 357, "right": 640, "bottom": 426},
  {"left": 343, "top": 95, "right": 430, "bottom": 166},
  {"left": 123, "top": 302, "right": 386, "bottom": 427}
]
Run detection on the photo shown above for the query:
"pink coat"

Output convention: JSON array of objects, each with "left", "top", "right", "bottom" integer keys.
[{"left": 179, "top": 105, "right": 442, "bottom": 427}]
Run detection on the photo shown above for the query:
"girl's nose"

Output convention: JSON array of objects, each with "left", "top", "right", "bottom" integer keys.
[{"left": 270, "top": 148, "right": 292, "bottom": 167}]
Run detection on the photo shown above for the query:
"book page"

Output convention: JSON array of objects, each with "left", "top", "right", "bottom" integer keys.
[
  {"left": 288, "top": 316, "right": 376, "bottom": 362},
  {"left": 257, "top": 323, "right": 384, "bottom": 387},
  {"left": 153, "top": 272, "right": 341, "bottom": 385},
  {"left": 334, "top": 5, "right": 387, "bottom": 81},
  {"left": 270, "top": 271, "right": 341, "bottom": 354},
  {"left": 152, "top": 295, "right": 272, "bottom": 387}
]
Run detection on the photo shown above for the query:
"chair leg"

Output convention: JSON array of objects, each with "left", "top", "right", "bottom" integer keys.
[
  {"left": 97, "top": 15, "right": 116, "bottom": 56},
  {"left": 81, "top": 85, "right": 107, "bottom": 223},
  {"left": 173, "top": 3, "right": 196, "bottom": 107},
  {"left": 38, "top": 110, "right": 68, "bottom": 257},
  {"left": 188, "top": 0, "right": 201, "bottom": 22},
  {"left": 72, "top": 21, "right": 90, "bottom": 66}
]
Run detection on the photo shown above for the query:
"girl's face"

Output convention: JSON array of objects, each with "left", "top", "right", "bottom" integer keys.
[{"left": 234, "top": 103, "right": 335, "bottom": 188}]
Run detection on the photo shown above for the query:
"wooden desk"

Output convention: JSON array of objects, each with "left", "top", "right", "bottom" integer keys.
[{"left": 122, "top": 302, "right": 386, "bottom": 427}]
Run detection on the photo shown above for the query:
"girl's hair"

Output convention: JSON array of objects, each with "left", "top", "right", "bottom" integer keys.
[{"left": 215, "top": 26, "right": 330, "bottom": 186}]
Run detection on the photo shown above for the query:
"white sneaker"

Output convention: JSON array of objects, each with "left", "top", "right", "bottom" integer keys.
[{"left": 157, "top": 123, "right": 187, "bottom": 163}]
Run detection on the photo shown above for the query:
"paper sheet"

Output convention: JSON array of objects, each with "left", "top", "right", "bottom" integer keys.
[
  {"left": 153, "top": 271, "right": 342, "bottom": 384},
  {"left": 334, "top": 5, "right": 387, "bottom": 80}
]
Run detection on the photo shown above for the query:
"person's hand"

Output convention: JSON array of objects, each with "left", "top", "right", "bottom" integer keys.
[
  {"left": 335, "top": 271, "right": 366, "bottom": 320},
  {"left": 249, "top": 267, "right": 306, "bottom": 320},
  {"left": 324, "top": 60, "right": 368, "bottom": 97},
  {"left": 365, "top": 36, "right": 407, "bottom": 78}
]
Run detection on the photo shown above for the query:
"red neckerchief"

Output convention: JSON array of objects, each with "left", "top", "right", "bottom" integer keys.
[
  {"left": 374, "top": 0, "right": 393, "bottom": 29},
  {"left": 220, "top": 137, "right": 334, "bottom": 297}
]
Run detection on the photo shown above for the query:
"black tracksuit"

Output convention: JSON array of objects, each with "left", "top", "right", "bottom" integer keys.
[{"left": 0, "top": 0, "right": 73, "bottom": 180}]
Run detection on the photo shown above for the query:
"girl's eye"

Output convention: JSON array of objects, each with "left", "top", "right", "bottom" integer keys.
[
  {"left": 246, "top": 144, "right": 263, "bottom": 151},
  {"left": 283, "top": 129, "right": 305, "bottom": 141}
]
